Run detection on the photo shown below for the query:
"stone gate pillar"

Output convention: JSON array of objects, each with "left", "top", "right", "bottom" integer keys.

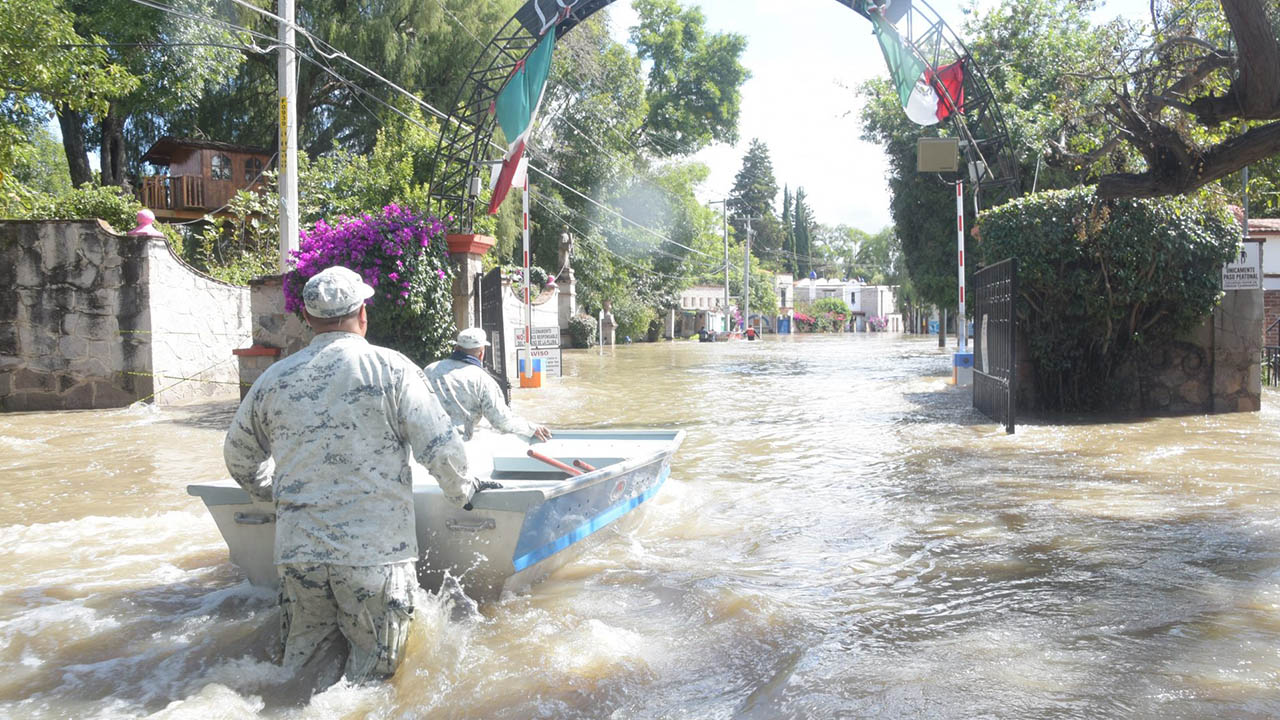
[
  {"left": 446, "top": 233, "right": 496, "bottom": 332},
  {"left": 556, "top": 233, "right": 577, "bottom": 344}
]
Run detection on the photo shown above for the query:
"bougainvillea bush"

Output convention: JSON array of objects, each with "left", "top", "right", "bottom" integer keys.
[{"left": 284, "top": 205, "right": 455, "bottom": 365}]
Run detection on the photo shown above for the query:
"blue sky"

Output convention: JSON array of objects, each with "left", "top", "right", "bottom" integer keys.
[{"left": 606, "top": 0, "right": 1154, "bottom": 232}]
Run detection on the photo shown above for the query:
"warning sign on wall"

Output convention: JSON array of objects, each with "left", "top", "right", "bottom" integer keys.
[
  {"left": 529, "top": 347, "right": 561, "bottom": 377},
  {"left": 1223, "top": 240, "right": 1263, "bottom": 291}
]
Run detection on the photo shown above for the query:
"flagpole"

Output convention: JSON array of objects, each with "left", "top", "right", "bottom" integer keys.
[{"left": 523, "top": 172, "right": 533, "bottom": 378}]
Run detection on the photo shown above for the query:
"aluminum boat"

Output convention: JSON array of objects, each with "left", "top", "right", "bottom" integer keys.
[{"left": 187, "top": 429, "right": 684, "bottom": 601}]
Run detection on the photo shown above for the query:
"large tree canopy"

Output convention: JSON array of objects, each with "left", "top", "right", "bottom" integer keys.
[
  {"left": 1060, "top": 0, "right": 1280, "bottom": 198},
  {"left": 629, "top": 0, "right": 749, "bottom": 156}
]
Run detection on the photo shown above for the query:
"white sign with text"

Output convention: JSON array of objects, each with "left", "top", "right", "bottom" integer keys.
[
  {"left": 514, "top": 325, "right": 561, "bottom": 348},
  {"left": 528, "top": 347, "right": 562, "bottom": 377},
  {"left": 1223, "top": 240, "right": 1263, "bottom": 290}
]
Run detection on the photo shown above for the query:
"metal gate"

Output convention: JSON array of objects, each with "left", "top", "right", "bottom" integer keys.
[
  {"left": 972, "top": 258, "right": 1017, "bottom": 433},
  {"left": 474, "top": 267, "right": 512, "bottom": 405}
]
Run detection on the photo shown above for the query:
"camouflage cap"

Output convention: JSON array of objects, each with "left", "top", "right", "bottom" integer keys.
[
  {"left": 456, "top": 327, "right": 490, "bottom": 349},
  {"left": 303, "top": 266, "right": 375, "bottom": 318}
]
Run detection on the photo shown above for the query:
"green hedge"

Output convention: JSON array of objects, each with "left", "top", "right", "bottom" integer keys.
[
  {"left": 568, "top": 314, "right": 597, "bottom": 348},
  {"left": 1, "top": 181, "right": 183, "bottom": 253},
  {"left": 977, "top": 186, "right": 1239, "bottom": 411}
]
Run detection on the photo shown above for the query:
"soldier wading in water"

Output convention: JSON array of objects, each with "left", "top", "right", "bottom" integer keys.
[{"left": 223, "top": 266, "right": 500, "bottom": 683}]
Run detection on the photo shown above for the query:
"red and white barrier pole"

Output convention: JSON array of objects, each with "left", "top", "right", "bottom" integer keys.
[
  {"left": 956, "top": 180, "right": 967, "bottom": 351},
  {"left": 522, "top": 172, "right": 532, "bottom": 377}
]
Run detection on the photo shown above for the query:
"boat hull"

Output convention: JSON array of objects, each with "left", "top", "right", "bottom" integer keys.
[{"left": 188, "top": 429, "right": 682, "bottom": 601}]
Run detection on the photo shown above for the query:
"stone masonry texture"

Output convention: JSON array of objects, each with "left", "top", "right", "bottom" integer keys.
[{"left": 0, "top": 220, "right": 251, "bottom": 411}]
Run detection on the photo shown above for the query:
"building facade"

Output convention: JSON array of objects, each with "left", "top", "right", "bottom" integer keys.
[{"left": 137, "top": 137, "right": 273, "bottom": 223}]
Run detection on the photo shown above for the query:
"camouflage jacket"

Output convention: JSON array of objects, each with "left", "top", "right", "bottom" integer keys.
[
  {"left": 223, "top": 332, "right": 476, "bottom": 565},
  {"left": 423, "top": 356, "right": 534, "bottom": 441}
]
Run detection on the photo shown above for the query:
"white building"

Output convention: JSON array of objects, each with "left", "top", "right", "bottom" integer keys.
[
  {"left": 677, "top": 284, "right": 729, "bottom": 335},
  {"left": 789, "top": 276, "right": 903, "bottom": 332}
]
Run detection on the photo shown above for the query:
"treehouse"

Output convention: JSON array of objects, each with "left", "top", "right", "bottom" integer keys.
[{"left": 137, "top": 137, "right": 273, "bottom": 222}]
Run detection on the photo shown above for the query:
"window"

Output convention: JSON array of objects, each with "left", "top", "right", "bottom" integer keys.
[
  {"left": 244, "top": 156, "right": 263, "bottom": 182},
  {"left": 210, "top": 153, "right": 231, "bottom": 180}
]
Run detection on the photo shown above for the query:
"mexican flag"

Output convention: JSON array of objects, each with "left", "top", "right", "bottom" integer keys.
[
  {"left": 488, "top": 30, "right": 556, "bottom": 215},
  {"left": 867, "top": 8, "right": 964, "bottom": 126}
]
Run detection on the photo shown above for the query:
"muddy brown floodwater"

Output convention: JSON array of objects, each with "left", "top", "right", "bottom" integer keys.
[{"left": 3, "top": 333, "right": 1280, "bottom": 719}]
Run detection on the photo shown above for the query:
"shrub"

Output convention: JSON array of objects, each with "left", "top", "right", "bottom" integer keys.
[
  {"left": 194, "top": 189, "right": 276, "bottom": 285},
  {"left": 503, "top": 264, "right": 550, "bottom": 299},
  {"left": 0, "top": 181, "right": 183, "bottom": 253},
  {"left": 793, "top": 311, "right": 816, "bottom": 332},
  {"left": 568, "top": 313, "right": 597, "bottom": 348},
  {"left": 284, "top": 205, "right": 455, "bottom": 365},
  {"left": 612, "top": 295, "right": 657, "bottom": 342},
  {"left": 978, "top": 186, "right": 1238, "bottom": 411},
  {"left": 797, "top": 298, "right": 848, "bottom": 332}
]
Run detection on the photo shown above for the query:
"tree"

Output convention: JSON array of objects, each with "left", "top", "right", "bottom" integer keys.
[
  {"left": 1051, "top": 0, "right": 1280, "bottom": 198},
  {"left": 792, "top": 186, "right": 815, "bottom": 278},
  {"left": 858, "top": 0, "right": 1114, "bottom": 308},
  {"left": 629, "top": 0, "right": 749, "bottom": 156},
  {"left": 727, "top": 138, "right": 778, "bottom": 242},
  {"left": 780, "top": 185, "right": 796, "bottom": 274},
  {"left": 50, "top": 0, "right": 244, "bottom": 187},
  {"left": 0, "top": 0, "right": 136, "bottom": 178},
  {"left": 854, "top": 226, "right": 901, "bottom": 284}
]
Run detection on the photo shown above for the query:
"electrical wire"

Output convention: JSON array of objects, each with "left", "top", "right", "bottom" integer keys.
[{"left": 127, "top": 0, "right": 706, "bottom": 260}]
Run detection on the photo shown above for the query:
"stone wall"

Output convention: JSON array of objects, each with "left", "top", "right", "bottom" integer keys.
[
  {"left": 0, "top": 220, "right": 250, "bottom": 411},
  {"left": 233, "top": 274, "right": 312, "bottom": 397},
  {"left": 1013, "top": 288, "right": 1263, "bottom": 415},
  {"left": 147, "top": 236, "right": 252, "bottom": 403}
]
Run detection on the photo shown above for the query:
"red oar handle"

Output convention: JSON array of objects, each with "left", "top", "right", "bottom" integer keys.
[
  {"left": 527, "top": 449, "right": 581, "bottom": 476},
  {"left": 572, "top": 459, "right": 596, "bottom": 472}
]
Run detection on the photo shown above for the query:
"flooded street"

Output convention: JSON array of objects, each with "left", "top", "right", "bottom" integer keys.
[{"left": 4, "top": 333, "right": 1280, "bottom": 719}]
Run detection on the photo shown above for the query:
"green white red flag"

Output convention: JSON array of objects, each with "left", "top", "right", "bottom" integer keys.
[
  {"left": 488, "top": 29, "right": 556, "bottom": 215},
  {"left": 866, "top": 6, "right": 964, "bottom": 126}
]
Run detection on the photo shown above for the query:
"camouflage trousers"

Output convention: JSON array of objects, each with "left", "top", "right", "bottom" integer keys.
[{"left": 277, "top": 560, "right": 417, "bottom": 683}]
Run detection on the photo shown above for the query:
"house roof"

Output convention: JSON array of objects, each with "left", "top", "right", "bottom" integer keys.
[
  {"left": 1227, "top": 205, "right": 1280, "bottom": 235},
  {"left": 1250, "top": 217, "right": 1280, "bottom": 234},
  {"left": 140, "top": 136, "right": 272, "bottom": 165}
]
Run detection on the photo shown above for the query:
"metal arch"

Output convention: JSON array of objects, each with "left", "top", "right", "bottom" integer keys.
[
  {"left": 839, "top": 0, "right": 1022, "bottom": 205},
  {"left": 429, "top": 0, "right": 1021, "bottom": 231},
  {"left": 429, "top": 1, "right": 619, "bottom": 230}
]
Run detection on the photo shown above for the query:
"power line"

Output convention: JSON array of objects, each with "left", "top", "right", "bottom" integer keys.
[
  {"left": 129, "top": 0, "right": 705, "bottom": 260},
  {"left": 534, "top": 194, "right": 725, "bottom": 282}
]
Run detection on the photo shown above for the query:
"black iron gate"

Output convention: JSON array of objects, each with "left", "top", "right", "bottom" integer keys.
[
  {"left": 973, "top": 258, "right": 1017, "bottom": 433},
  {"left": 475, "top": 267, "right": 512, "bottom": 405}
]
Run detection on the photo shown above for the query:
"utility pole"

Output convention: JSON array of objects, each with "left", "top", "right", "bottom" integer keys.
[
  {"left": 277, "top": 0, "right": 298, "bottom": 272},
  {"left": 709, "top": 199, "right": 729, "bottom": 332},
  {"left": 741, "top": 214, "right": 761, "bottom": 334}
]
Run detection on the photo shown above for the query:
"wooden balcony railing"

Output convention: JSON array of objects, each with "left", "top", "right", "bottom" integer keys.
[{"left": 138, "top": 175, "right": 206, "bottom": 211}]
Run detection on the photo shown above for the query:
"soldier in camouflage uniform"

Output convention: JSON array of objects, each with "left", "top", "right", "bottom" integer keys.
[
  {"left": 424, "top": 327, "right": 553, "bottom": 442},
  {"left": 223, "top": 266, "right": 499, "bottom": 683}
]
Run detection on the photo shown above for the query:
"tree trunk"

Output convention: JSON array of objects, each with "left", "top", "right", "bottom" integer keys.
[
  {"left": 1097, "top": 120, "right": 1280, "bottom": 197},
  {"left": 99, "top": 105, "right": 127, "bottom": 188},
  {"left": 56, "top": 105, "right": 93, "bottom": 187}
]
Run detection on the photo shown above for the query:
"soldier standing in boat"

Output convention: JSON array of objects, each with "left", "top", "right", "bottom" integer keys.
[
  {"left": 222, "top": 266, "right": 498, "bottom": 684},
  {"left": 424, "top": 328, "right": 552, "bottom": 442}
]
